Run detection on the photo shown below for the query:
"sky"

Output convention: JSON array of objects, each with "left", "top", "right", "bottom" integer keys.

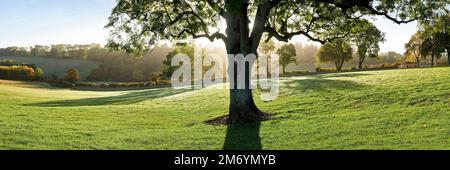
[
  {"left": 0, "top": 0, "right": 418, "bottom": 54},
  {"left": 0, "top": 0, "right": 115, "bottom": 47}
]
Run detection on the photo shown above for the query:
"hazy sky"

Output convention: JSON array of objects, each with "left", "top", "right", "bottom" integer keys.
[
  {"left": 0, "top": 0, "right": 115, "bottom": 47},
  {"left": 0, "top": 0, "right": 418, "bottom": 54}
]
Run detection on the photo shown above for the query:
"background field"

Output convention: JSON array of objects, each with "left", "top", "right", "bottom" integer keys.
[
  {"left": 0, "top": 56, "right": 99, "bottom": 80},
  {"left": 0, "top": 67, "right": 449, "bottom": 149}
]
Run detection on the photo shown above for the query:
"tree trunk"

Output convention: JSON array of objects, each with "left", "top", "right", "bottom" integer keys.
[
  {"left": 227, "top": 60, "right": 267, "bottom": 124},
  {"left": 358, "top": 57, "right": 365, "bottom": 70},
  {"left": 336, "top": 58, "right": 344, "bottom": 71},
  {"left": 224, "top": 0, "right": 269, "bottom": 124},
  {"left": 227, "top": 56, "right": 266, "bottom": 123},
  {"left": 229, "top": 89, "right": 266, "bottom": 123},
  {"left": 416, "top": 55, "right": 420, "bottom": 67},
  {"left": 431, "top": 53, "right": 435, "bottom": 67},
  {"left": 335, "top": 61, "right": 340, "bottom": 71},
  {"left": 282, "top": 66, "right": 286, "bottom": 75}
]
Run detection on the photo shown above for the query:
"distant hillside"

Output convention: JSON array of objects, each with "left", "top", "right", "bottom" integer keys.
[
  {"left": 141, "top": 46, "right": 173, "bottom": 73},
  {"left": 0, "top": 56, "right": 99, "bottom": 80},
  {"left": 86, "top": 46, "right": 172, "bottom": 82}
]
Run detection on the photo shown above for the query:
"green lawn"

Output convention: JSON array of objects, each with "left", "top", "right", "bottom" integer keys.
[{"left": 0, "top": 67, "right": 449, "bottom": 150}]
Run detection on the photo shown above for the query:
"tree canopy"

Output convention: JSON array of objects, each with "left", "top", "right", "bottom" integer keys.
[
  {"left": 106, "top": 0, "right": 448, "bottom": 53},
  {"left": 350, "top": 19, "right": 385, "bottom": 69},
  {"left": 419, "top": 13, "right": 450, "bottom": 65},
  {"left": 405, "top": 33, "right": 424, "bottom": 65},
  {"left": 277, "top": 43, "right": 297, "bottom": 74},
  {"left": 316, "top": 39, "right": 353, "bottom": 71}
]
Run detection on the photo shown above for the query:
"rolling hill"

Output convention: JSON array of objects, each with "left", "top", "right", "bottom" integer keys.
[
  {"left": 0, "top": 56, "right": 99, "bottom": 80},
  {"left": 0, "top": 67, "right": 449, "bottom": 149}
]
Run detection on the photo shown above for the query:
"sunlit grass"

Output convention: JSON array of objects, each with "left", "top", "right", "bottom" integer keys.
[{"left": 0, "top": 67, "right": 449, "bottom": 149}]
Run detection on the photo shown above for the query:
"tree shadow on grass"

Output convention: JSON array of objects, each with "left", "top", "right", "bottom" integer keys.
[
  {"left": 29, "top": 88, "right": 192, "bottom": 107},
  {"left": 314, "top": 72, "right": 372, "bottom": 79},
  {"left": 222, "top": 77, "right": 367, "bottom": 150},
  {"left": 223, "top": 122, "right": 262, "bottom": 150}
]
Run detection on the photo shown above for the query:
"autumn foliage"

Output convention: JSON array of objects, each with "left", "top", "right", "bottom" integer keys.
[
  {"left": 64, "top": 68, "right": 80, "bottom": 83},
  {"left": 0, "top": 65, "right": 37, "bottom": 80}
]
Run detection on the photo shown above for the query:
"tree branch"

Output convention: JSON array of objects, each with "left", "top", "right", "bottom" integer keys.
[
  {"left": 170, "top": 29, "right": 227, "bottom": 43},
  {"left": 162, "top": 3, "right": 227, "bottom": 43},
  {"left": 265, "top": 26, "right": 327, "bottom": 44},
  {"left": 314, "top": 0, "right": 418, "bottom": 24},
  {"left": 250, "top": 0, "right": 276, "bottom": 52},
  {"left": 363, "top": 4, "right": 418, "bottom": 24},
  {"left": 204, "top": 0, "right": 225, "bottom": 17}
]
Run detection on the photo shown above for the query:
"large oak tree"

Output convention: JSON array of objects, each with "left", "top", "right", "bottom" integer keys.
[{"left": 106, "top": 0, "right": 448, "bottom": 124}]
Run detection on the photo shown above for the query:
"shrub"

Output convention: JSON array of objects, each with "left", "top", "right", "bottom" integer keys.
[
  {"left": 316, "top": 67, "right": 336, "bottom": 72},
  {"left": 64, "top": 68, "right": 80, "bottom": 83},
  {"left": 76, "top": 82, "right": 101, "bottom": 88},
  {"left": 71, "top": 80, "right": 169, "bottom": 89},
  {"left": 100, "top": 83, "right": 109, "bottom": 88},
  {"left": 34, "top": 68, "right": 45, "bottom": 80},
  {"left": 0, "top": 65, "right": 36, "bottom": 80},
  {"left": 365, "top": 62, "right": 401, "bottom": 70},
  {"left": 150, "top": 72, "right": 161, "bottom": 85},
  {"left": 62, "top": 81, "right": 75, "bottom": 88},
  {"left": 0, "top": 66, "right": 11, "bottom": 78},
  {"left": 286, "top": 70, "right": 310, "bottom": 75},
  {"left": 158, "top": 79, "right": 170, "bottom": 85},
  {"left": 315, "top": 66, "right": 321, "bottom": 72}
]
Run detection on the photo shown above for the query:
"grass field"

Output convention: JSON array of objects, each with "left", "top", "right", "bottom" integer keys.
[{"left": 0, "top": 67, "right": 449, "bottom": 150}]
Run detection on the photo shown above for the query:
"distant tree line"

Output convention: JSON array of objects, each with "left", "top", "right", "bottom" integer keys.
[
  {"left": 0, "top": 44, "right": 97, "bottom": 60},
  {"left": 0, "top": 44, "right": 171, "bottom": 82},
  {"left": 315, "top": 14, "right": 450, "bottom": 71},
  {"left": 0, "top": 44, "right": 158, "bottom": 63}
]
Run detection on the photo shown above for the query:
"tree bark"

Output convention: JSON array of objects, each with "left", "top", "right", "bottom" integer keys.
[
  {"left": 336, "top": 58, "right": 344, "bottom": 71},
  {"left": 228, "top": 54, "right": 266, "bottom": 124},
  {"left": 417, "top": 58, "right": 420, "bottom": 67},
  {"left": 358, "top": 57, "right": 365, "bottom": 70},
  {"left": 431, "top": 53, "right": 435, "bottom": 67},
  {"left": 224, "top": 0, "right": 268, "bottom": 124},
  {"left": 415, "top": 54, "right": 420, "bottom": 67}
]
